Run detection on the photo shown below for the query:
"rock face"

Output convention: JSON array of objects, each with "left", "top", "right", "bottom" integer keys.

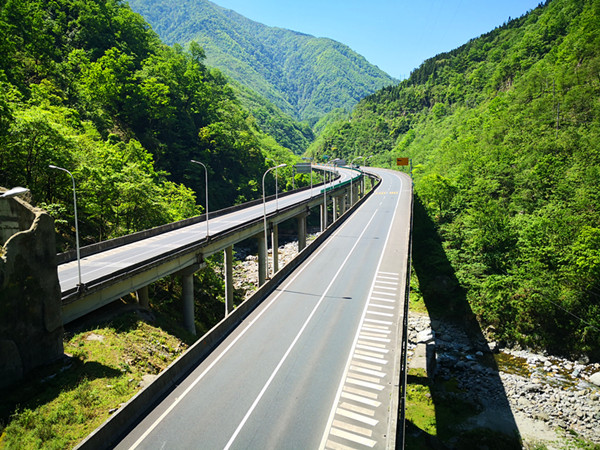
[{"left": 0, "top": 190, "right": 63, "bottom": 388}]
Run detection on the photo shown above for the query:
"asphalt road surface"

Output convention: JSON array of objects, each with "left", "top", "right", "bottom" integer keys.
[{"left": 114, "top": 167, "right": 412, "bottom": 449}]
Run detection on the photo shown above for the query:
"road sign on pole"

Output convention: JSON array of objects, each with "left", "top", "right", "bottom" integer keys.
[
  {"left": 397, "top": 157, "right": 410, "bottom": 166},
  {"left": 295, "top": 163, "right": 311, "bottom": 173}
]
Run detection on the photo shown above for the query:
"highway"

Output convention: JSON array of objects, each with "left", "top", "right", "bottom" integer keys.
[
  {"left": 57, "top": 166, "right": 353, "bottom": 294},
  {"left": 113, "top": 168, "right": 412, "bottom": 449}
]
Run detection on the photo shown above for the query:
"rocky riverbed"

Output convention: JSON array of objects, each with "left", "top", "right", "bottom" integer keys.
[{"left": 408, "top": 312, "right": 600, "bottom": 448}]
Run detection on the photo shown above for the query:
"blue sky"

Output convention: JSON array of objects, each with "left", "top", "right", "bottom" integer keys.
[{"left": 212, "top": 0, "right": 543, "bottom": 79}]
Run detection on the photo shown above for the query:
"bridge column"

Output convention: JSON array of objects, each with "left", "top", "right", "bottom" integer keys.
[
  {"left": 332, "top": 196, "right": 339, "bottom": 222},
  {"left": 320, "top": 203, "right": 326, "bottom": 232},
  {"left": 136, "top": 285, "right": 149, "bottom": 308},
  {"left": 257, "top": 232, "right": 266, "bottom": 286},
  {"left": 224, "top": 245, "right": 234, "bottom": 316},
  {"left": 271, "top": 223, "right": 279, "bottom": 275},
  {"left": 182, "top": 273, "right": 195, "bottom": 335},
  {"left": 297, "top": 213, "right": 307, "bottom": 251}
]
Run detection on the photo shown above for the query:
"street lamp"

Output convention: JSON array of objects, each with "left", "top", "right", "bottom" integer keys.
[
  {"left": 0, "top": 186, "right": 29, "bottom": 198},
  {"left": 263, "top": 163, "right": 286, "bottom": 278},
  {"left": 302, "top": 157, "right": 313, "bottom": 198},
  {"left": 266, "top": 158, "right": 283, "bottom": 210},
  {"left": 350, "top": 156, "right": 364, "bottom": 206},
  {"left": 49, "top": 164, "right": 83, "bottom": 290},
  {"left": 190, "top": 160, "right": 209, "bottom": 238}
]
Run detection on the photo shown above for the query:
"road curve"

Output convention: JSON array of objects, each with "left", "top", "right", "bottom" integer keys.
[
  {"left": 57, "top": 166, "right": 354, "bottom": 294},
  {"left": 113, "top": 167, "right": 412, "bottom": 449}
]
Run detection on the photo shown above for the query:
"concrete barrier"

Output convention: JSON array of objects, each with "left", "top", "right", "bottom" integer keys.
[{"left": 75, "top": 174, "right": 380, "bottom": 450}]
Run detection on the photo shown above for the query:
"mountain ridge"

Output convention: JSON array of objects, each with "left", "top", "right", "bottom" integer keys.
[{"left": 127, "top": 0, "right": 397, "bottom": 123}]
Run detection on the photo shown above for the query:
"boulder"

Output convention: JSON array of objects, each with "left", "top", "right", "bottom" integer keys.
[{"left": 589, "top": 372, "right": 600, "bottom": 387}]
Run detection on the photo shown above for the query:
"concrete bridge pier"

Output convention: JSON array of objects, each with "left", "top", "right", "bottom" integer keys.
[
  {"left": 178, "top": 262, "right": 205, "bottom": 335},
  {"left": 224, "top": 245, "right": 234, "bottom": 316},
  {"left": 271, "top": 223, "right": 279, "bottom": 275},
  {"left": 257, "top": 232, "right": 266, "bottom": 286},
  {"left": 136, "top": 286, "right": 149, "bottom": 308},
  {"left": 297, "top": 213, "right": 307, "bottom": 252},
  {"left": 320, "top": 202, "right": 326, "bottom": 232}
]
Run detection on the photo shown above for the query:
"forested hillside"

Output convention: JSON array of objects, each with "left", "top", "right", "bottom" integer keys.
[
  {"left": 127, "top": 0, "right": 397, "bottom": 126},
  {"left": 309, "top": 0, "right": 600, "bottom": 358},
  {"left": 0, "top": 0, "right": 301, "bottom": 251}
]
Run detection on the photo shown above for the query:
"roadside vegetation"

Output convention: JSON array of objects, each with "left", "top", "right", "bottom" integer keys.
[
  {"left": 0, "top": 305, "right": 193, "bottom": 449},
  {"left": 309, "top": 0, "right": 600, "bottom": 359}
]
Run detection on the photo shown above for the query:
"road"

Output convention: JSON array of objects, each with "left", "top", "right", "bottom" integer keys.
[
  {"left": 57, "top": 166, "right": 353, "bottom": 294},
  {"left": 113, "top": 168, "right": 412, "bottom": 449}
]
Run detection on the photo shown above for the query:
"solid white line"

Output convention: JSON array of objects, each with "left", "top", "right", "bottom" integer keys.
[
  {"left": 375, "top": 280, "right": 398, "bottom": 286},
  {"left": 346, "top": 378, "right": 385, "bottom": 391},
  {"left": 223, "top": 213, "right": 378, "bottom": 450},
  {"left": 129, "top": 207, "right": 372, "bottom": 449},
  {"left": 378, "top": 271, "right": 400, "bottom": 276}
]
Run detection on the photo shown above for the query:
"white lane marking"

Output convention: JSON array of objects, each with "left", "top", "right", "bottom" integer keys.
[
  {"left": 341, "top": 392, "right": 381, "bottom": 407},
  {"left": 356, "top": 344, "right": 389, "bottom": 354},
  {"left": 361, "top": 326, "right": 391, "bottom": 334},
  {"left": 333, "top": 419, "right": 373, "bottom": 437},
  {"left": 353, "top": 354, "right": 388, "bottom": 365},
  {"left": 350, "top": 366, "right": 386, "bottom": 378},
  {"left": 355, "top": 349, "right": 388, "bottom": 359},
  {"left": 340, "top": 402, "right": 376, "bottom": 417},
  {"left": 343, "top": 385, "right": 379, "bottom": 399},
  {"left": 351, "top": 360, "right": 383, "bottom": 371},
  {"left": 325, "top": 438, "right": 355, "bottom": 450},
  {"left": 366, "top": 311, "right": 393, "bottom": 317},
  {"left": 331, "top": 427, "right": 377, "bottom": 447},
  {"left": 376, "top": 275, "right": 397, "bottom": 280},
  {"left": 223, "top": 213, "right": 379, "bottom": 450},
  {"left": 347, "top": 371, "right": 381, "bottom": 384},
  {"left": 375, "top": 280, "right": 398, "bottom": 285},
  {"left": 369, "top": 303, "right": 394, "bottom": 309},
  {"left": 379, "top": 271, "right": 399, "bottom": 276},
  {"left": 372, "top": 290, "right": 395, "bottom": 297},
  {"left": 346, "top": 378, "right": 385, "bottom": 391},
  {"left": 371, "top": 296, "right": 395, "bottom": 303},
  {"left": 336, "top": 408, "right": 379, "bottom": 426},
  {"left": 129, "top": 209, "right": 375, "bottom": 449},
  {"left": 356, "top": 340, "right": 386, "bottom": 349},
  {"left": 364, "top": 318, "right": 392, "bottom": 325}
]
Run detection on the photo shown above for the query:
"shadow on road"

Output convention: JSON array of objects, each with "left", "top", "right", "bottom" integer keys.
[{"left": 405, "top": 195, "right": 521, "bottom": 449}]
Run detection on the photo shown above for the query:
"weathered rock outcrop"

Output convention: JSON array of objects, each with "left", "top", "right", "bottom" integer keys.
[{"left": 0, "top": 189, "right": 63, "bottom": 388}]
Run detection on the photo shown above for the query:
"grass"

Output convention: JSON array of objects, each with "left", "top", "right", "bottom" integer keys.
[{"left": 0, "top": 308, "right": 194, "bottom": 449}]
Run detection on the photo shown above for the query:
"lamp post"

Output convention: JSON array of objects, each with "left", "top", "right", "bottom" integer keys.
[
  {"left": 263, "top": 163, "right": 286, "bottom": 278},
  {"left": 49, "top": 164, "right": 82, "bottom": 289},
  {"left": 190, "top": 160, "right": 209, "bottom": 238},
  {"left": 266, "top": 158, "right": 282, "bottom": 210},
  {"left": 0, "top": 186, "right": 29, "bottom": 198},
  {"left": 302, "top": 157, "right": 313, "bottom": 198},
  {"left": 350, "top": 156, "right": 364, "bottom": 206}
]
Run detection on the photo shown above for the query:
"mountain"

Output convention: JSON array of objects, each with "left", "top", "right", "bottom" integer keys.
[
  {"left": 127, "top": 0, "right": 397, "bottom": 124},
  {"left": 308, "top": 0, "right": 600, "bottom": 359}
]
